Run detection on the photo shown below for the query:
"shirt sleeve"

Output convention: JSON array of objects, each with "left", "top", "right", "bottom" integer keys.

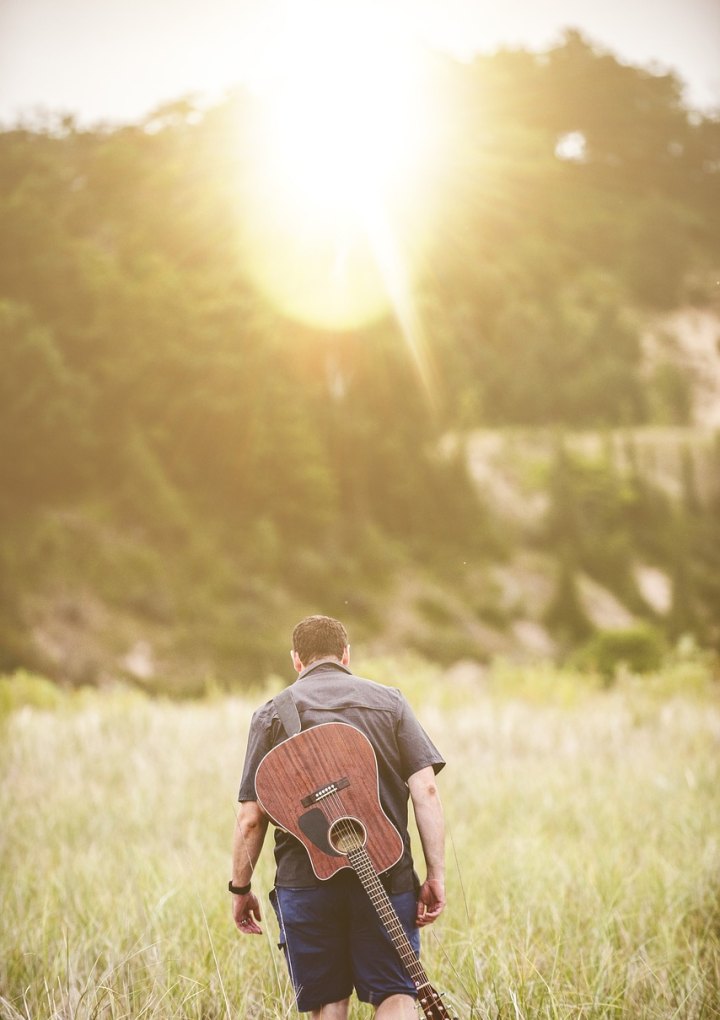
[
  {"left": 238, "top": 703, "right": 275, "bottom": 801},
  {"left": 395, "top": 692, "right": 445, "bottom": 781}
]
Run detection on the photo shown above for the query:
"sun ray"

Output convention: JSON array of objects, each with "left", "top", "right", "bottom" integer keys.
[{"left": 365, "top": 209, "right": 436, "bottom": 401}]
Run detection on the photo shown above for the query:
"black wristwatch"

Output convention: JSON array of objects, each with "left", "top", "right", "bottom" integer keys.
[{"left": 228, "top": 880, "right": 252, "bottom": 895}]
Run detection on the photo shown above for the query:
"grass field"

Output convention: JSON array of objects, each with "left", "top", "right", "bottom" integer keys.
[{"left": 1, "top": 661, "right": 719, "bottom": 1019}]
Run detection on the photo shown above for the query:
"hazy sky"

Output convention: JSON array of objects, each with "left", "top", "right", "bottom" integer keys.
[{"left": 1, "top": 0, "right": 719, "bottom": 126}]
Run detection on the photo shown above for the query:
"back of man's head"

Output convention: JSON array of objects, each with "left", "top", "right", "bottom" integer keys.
[{"left": 292, "top": 615, "right": 348, "bottom": 666}]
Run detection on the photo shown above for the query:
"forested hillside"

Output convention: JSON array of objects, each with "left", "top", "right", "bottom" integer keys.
[{"left": 1, "top": 32, "right": 719, "bottom": 691}]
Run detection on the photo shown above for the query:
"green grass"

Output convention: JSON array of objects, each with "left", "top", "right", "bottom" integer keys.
[{"left": 0, "top": 665, "right": 718, "bottom": 1018}]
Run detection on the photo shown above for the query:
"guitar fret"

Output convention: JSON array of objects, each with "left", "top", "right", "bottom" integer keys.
[
  {"left": 339, "top": 844, "right": 452, "bottom": 1015},
  {"left": 346, "top": 856, "right": 448, "bottom": 1009},
  {"left": 348, "top": 847, "right": 429, "bottom": 985}
]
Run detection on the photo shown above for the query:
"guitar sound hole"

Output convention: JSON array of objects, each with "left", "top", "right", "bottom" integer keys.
[{"left": 327, "top": 817, "right": 366, "bottom": 854}]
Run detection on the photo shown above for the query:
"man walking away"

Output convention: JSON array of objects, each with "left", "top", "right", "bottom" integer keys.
[{"left": 231, "top": 614, "right": 446, "bottom": 1019}]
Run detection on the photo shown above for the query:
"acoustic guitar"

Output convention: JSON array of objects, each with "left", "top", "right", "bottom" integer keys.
[{"left": 254, "top": 721, "right": 458, "bottom": 1020}]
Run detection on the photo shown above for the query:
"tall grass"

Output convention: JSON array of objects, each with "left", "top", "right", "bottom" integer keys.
[{"left": 0, "top": 665, "right": 718, "bottom": 1018}]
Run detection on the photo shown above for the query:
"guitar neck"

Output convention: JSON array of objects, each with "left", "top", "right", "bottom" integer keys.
[{"left": 347, "top": 847, "right": 455, "bottom": 1020}]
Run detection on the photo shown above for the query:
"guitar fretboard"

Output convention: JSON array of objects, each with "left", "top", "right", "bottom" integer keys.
[{"left": 347, "top": 846, "right": 454, "bottom": 1020}]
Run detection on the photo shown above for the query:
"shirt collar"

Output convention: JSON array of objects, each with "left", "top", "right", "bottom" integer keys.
[{"left": 296, "top": 657, "right": 353, "bottom": 682}]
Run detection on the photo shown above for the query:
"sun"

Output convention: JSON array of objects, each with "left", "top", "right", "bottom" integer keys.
[
  {"left": 237, "top": 0, "right": 440, "bottom": 340},
  {"left": 258, "top": 6, "right": 427, "bottom": 223}
]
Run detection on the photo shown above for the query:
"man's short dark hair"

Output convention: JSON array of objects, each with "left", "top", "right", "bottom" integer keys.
[{"left": 292, "top": 615, "right": 348, "bottom": 665}]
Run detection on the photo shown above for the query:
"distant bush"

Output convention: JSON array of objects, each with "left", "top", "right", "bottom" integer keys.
[
  {"left": 630, "top": 635, "right": 718, "bottom": 699},
  {"left": 0, "top": 670, "right": 63, "bottom": 717},
  {"left": 575, "top": 624, "right": 667, "bottom": 680}
]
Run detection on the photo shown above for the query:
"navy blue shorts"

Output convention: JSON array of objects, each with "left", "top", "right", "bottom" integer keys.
[{"left": 270, "top": 872, "right": 421, "bottom": 1012}]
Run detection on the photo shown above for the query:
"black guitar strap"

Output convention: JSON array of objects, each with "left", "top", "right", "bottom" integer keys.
[{"left": 273, "top": 687, "right": 302, "bottom": 738}]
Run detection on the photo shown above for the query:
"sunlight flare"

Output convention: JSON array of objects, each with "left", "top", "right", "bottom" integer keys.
[{"left": 237, "top": 0, "right": 440, "bottom": 368}]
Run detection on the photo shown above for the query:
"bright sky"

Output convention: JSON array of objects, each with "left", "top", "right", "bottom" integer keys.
[{"left": 0, "top": 0, "right": 718, "bottom": 126}]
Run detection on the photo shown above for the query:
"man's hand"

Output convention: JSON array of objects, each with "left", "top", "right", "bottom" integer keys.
[
  {"left": 415, "top": 878, "right": 446, "bottom": 927},
  {"left": 232, "top": 891, "right": 263, "bottom": 935}
]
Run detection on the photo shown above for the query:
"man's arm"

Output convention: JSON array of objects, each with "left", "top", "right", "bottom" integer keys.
[
  {"left": 231, "top": 800, "right": 269, "bottom": 935},
  {"left": 408, "top": 765, "right": 446, "bottom": 927}
]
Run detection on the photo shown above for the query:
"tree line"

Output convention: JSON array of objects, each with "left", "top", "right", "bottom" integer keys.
[{"left": 1, "top": 31, "right": 719, "bottom": 681}]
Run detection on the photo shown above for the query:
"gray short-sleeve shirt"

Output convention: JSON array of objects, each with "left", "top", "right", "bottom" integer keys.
[{"left": 238, "top": 660, "right": 445, "bottom": 891}]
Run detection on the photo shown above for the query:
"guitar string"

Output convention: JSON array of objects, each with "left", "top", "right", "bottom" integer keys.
[
  {"left": 326, "top": 799, "right": 460, "bottom": 1015},
  {"left": 321, "top": 791, "right": 423, "bottom": 968},
  {"left": 320, "top": 790, "right": 431, "bottom": 991},
  {"left": 294, "top": 772, "right": 453, "bottom": 1018},
  {"left": 320, "top": 794, "right": 456, "bottom": 1018},
  {"left": 341, "top": 840, "right": 454, "bottom": 1018}
]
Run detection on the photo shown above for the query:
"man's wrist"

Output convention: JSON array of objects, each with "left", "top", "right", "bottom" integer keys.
[{"left": 228, "top": 880, "right": 252, "bottom": 895}]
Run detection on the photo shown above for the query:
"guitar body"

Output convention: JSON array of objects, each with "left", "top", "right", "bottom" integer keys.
[{"left": 254, "top": 721, "right": 403, "bottom": 880}]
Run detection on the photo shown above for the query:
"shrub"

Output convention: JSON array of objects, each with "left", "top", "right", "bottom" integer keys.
[
  {"left": 0, "top": 670, "right": 63, "bottom": 717},
  {"left": 575, "top": 623, "right": 667, "bottom": 680}
]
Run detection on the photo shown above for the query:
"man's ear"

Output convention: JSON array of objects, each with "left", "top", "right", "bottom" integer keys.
[
  {"left": 341, "top": 644, "right": 350, "bottom": 666},
  {"left": 291, "top": 650, "right": 304, "bottom": 673}
]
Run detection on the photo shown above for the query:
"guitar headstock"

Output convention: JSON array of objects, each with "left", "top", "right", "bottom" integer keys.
[{"left": 417, "top": 983, "right": 457, "bottom": 1020}]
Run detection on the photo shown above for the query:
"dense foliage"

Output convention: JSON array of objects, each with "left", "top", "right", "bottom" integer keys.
[{"left": 1, "top": 32, "right": 719, "bottom": 684}]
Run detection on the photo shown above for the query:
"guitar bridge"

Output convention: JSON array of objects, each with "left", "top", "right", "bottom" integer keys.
[{"left": 301, "top": 777, "right": 350, "bottom": 807}]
